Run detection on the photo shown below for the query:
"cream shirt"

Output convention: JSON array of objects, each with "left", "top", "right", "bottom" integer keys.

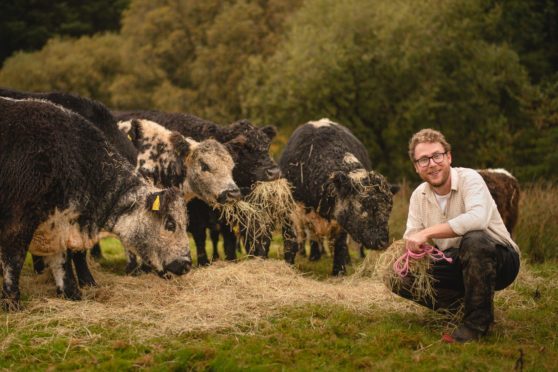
[{"left": 404, "top": 167, "right": 519, "bottom": 254}]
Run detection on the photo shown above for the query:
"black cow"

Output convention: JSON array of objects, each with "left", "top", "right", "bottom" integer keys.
[
  {"left": 113, "top": 110, "right": 281, "bottom": 265},
  {"left": 0, "top": 87, "right": 138, "bottom": 283},
  {"left": 0, "top": 97, "right": 192, "bottom": 310},
  {"left": 279, "top": 119, "right": 393, "bottom": 275}
]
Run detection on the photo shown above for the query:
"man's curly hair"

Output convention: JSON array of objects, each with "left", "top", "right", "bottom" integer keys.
[{"left": 408, "top": 128, "right": 451, "bottom": 162}]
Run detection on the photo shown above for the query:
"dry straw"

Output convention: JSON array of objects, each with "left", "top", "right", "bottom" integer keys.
[
  {"left": 0, "top": 254, "right": 544, "bottom": 349},
  {"left": 355, "top": 240, "right": 437, "bottom": 306},
  {"left": 216, "top": 179, "right": 296, "bottom": 253}
]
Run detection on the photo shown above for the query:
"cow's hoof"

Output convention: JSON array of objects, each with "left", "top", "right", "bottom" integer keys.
[
  {"left": 78, "top": 275, "right": 98, "bottom": 288},
  {"left": 197, "top": 256, "right": 210, "bottom": 266},
  {"left": 308, "top": 253, "right": 321, "bottom": 262},
  {"left": 331, "top": 267, "right": 347, "bottom": 276},
  {"left": 1, "top": 297, "right": 22, "bottom": 312},
  {"left": 57, "top": 286, "right": 82, "bottom": 301}
]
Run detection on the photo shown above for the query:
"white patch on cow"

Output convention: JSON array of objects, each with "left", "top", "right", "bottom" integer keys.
[
  {"left": 343, "top": 153, "right": 360, "bottom": 165},
  {"left": 308, "top": 118, "right": 337, "bottom": 128},
  {"left": 44, "top": 253, "right": 66, "bottom": 291},
  {"left": 2, "top": 262, "right": 13, "bottom": 288},
  {"left": 118, "top": 120, "right": 132, "bottom": 133},
  {"left": 28, "top": 204, "right": 94, "bottom": 256},
  {"left": 482, "top": 168, "right": 515, "bottom": 179},
  {"left": 349, "top": 168, "right": 368, "bottom": 181}
]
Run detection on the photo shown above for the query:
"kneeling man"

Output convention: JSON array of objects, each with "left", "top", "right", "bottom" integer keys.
[{"left": 391, "top": 128, "right": 520, "bottom": 343}]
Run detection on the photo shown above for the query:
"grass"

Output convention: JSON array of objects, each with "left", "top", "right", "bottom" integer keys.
[{"left": 1, "top": 183, "right": 557, "bottom": 371}]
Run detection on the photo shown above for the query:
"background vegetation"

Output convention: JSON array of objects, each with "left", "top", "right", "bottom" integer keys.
[{"left": 0, "top": 0, "right": 556, "bottom": 183}]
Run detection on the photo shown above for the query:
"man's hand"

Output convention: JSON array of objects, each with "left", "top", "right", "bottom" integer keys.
[{"left": 405, "top": 231, "right": 429, "bottom": 253}]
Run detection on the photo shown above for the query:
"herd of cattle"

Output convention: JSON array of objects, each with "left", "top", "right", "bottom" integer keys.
[{"left": 0, "top": 87, "right": 520, "bottom": 311}]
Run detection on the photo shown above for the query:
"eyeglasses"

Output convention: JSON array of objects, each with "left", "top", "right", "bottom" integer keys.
[{"left": 414, "top": 152, "right": 447, "bottom": 167}]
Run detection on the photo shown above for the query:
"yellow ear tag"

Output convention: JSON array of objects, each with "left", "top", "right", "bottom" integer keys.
[
  {"left": 152, "top": 195, "right": 160, "bottom": 211},
  {"left": 127, "top": 134, "right": 132, "bottom": 141}
]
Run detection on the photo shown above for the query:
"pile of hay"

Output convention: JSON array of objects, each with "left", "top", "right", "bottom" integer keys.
[{"left": 355, "top": 240, "right": 437, "bottom": 306}]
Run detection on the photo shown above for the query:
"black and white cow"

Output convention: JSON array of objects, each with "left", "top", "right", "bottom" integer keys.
[
  {"left": 279, "top": 119, "right": 393, "bottom": 275},
  {"left": 114, "top": 110, "right": 281, "bottom": 264},
  {"left": 0, "top": 97, "right": 192, "bottom": 310}
]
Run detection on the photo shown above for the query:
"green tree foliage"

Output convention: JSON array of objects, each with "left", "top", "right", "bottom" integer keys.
[
  {"left": 111, "top": 0, "right": 303, "bottom": 122},
  {"left": 241, "top": 0, "right": 536, "bottom": 182},
  {"left": 0, "top": 33, "right": 125, "bottom": 104},
  {"left": 0, "top": 0, "right": 130, "bottom": 66}
]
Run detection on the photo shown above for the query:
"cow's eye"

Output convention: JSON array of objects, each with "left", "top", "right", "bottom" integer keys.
[
  {"left": 200, "top": 161, "right": 210, "bottom": 172},
  {"left": 165, "top": 217, "right": 176, "bottom": 232}
]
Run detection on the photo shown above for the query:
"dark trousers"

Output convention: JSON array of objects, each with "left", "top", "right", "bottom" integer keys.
[{"left": 391, "top": 231, "right": 520, "bottom": 333}]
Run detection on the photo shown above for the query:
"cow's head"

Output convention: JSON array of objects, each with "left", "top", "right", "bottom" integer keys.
[
  {"left": 119, "top": 119, "right": 240, "bottom": 204},
  {"left": 113, "top": 187, "right": 192, "bottom": 276},
  {"left": 170, "top": 134, "right": 241, "bottom": 204},
  {"left": 327, "top": 169, "right": 393, "bottom": 250},
  {"left": 224, "top": 119, "right": 281, "bottom": 193}
]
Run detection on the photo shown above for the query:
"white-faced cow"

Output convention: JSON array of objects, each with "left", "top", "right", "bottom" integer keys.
[
  {"left": 477, "top": 168, "right": 520, "bottom": 235},
  {"left": 113, "top": 110, "right": 281, "bottom": 265},
  {"left": 0, "top": 97, "right": 192, "bottom": 310},
  {"left": 279, "top": 119, "right": 393, "bottom": 275}
]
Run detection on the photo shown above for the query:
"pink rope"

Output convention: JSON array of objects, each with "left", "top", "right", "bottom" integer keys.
[{"left": 393, "top": 243, "right": 453, "bottom": 278}]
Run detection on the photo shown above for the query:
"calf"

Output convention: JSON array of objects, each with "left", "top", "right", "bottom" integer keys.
[
  {"left": 0, "top": 97, "right": 191, "bottom": 310},
  {"left": 114, "top": 110, "right": 281, "bottom": 264},
  {"left": 477, "top": 168, "right": 520, "bottom": 235},
  {"left": 279, "top": 119, "right": 393, "bottom": 275}
]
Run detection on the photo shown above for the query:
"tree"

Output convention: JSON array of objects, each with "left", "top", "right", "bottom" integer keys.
[
  {"left": 0, "top": 0, "right": 130, "bottom": 67},
  {"left": 241, "top": 0, "right": 535, "bottom": 182}
]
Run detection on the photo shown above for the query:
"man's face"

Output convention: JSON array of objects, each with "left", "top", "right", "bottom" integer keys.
[{"left": 413, "top": 142, "right": 452, "bottom": 188}]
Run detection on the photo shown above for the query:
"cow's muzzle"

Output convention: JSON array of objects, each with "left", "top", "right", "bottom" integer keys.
[
  {"left": 163, "top": 255, "right": 192, "bottom": 276},
  {"left": 265, "top": 166, "right": 281, "bottom": 181},
  {"left": 217, "top": 187, "right": 242, "bottom": 203}
]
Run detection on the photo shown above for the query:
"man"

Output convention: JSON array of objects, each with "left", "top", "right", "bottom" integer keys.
[{"left": 391, "top": 128, "right": 520, "bottom": 343}]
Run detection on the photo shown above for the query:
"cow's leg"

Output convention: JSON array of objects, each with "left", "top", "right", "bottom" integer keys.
[
  {"left": 192, "top": 226, "right": 210, "bottom": 266},
  {"left": 282, "top": 219, "right": 299, "bottom": 265},
  {"left": 222, "top": 222, "right": 238, "bottom": 261},
  {"left": 125, "top": 250, "right": 140, "bottom": 275},
  {"left": 210, "top": 227, "right": 220, "bottom": 260},
  {"left": 70, "top": 250, "right": 97, "bottom": 287},
  {"left": 90, "top": 243, "right": 104, "bottom": 259},
  {"left": 309, "top": 238, "right": 322, "bottom": 261},
  {"left": 45, "top": 250, "right": 82, "bottom": 300},
  {"left": 32, "top": 254, "right": 46, "bottom": 274},
  {"left": 1, "top": 232, "right": 33, "bottom": 311},
  {"left": 332, "top": 230, "right": 349, "bottom": 276}
]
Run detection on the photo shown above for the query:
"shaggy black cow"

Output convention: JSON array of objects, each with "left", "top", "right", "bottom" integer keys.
[
  {"left": 279, "top": 119, "right": 393, "bottom": 275},
  {"left": 0, "top": 87, "right": 137, "bottom": 283},
  {"left": 114, "top": 110, "right": 281, "bottom": 265},
  {"left": 0, "top": 97, "right": 192, "bottom": 310}
]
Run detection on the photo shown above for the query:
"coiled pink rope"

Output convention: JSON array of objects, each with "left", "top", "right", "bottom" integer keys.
[{"left": 393, "top": 243, "right": 453, "bottom": 277}]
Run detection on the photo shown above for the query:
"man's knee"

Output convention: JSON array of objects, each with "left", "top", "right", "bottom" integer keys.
[{"left": 460, "top": 231, "right": 496, "bottom": 254}]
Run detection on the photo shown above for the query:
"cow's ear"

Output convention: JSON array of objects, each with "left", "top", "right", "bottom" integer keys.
[
  {"left": 262, "top": 125, "right": 277, "bottom": 140},
  {"left": 224, "top": 135, "right": 246, "bottom": 161},
  {"left": 126, "top": 119, "right": 143, "bottom": 147},
  {"left": 169, "top": 132, "right": 196, "bottom": 158},
  {"left": 389, "top": 183, "right": 401, "bottom": 195},
  {"left": 146, "top": 188, "right": 179, "bottom": 215}
]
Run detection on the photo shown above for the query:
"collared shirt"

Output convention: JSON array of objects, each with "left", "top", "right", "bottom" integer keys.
[{"left": 404, "top": 167, "right": 520, "bottom": 254}]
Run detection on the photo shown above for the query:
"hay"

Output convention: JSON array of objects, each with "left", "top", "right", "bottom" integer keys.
[
  {"left": 2, "top": 258, "right": 413, "bottom": 347},
  {"left": 357, "top": 240, "right": 437, "bottom": 306},
  {"left": 216, "top": 179, "right": 296, "bottom": 253},
  {"left": 0, "top": 255, "right": 547, "bottom": 349}
]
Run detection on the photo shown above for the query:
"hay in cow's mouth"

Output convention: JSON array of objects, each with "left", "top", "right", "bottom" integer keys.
[{"left": 216, "top": 179, "right": 296, "bottom": 253}]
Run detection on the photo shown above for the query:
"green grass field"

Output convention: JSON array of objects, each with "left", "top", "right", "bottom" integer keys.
[{"left": 1, "top": 183, "right": 557, "bottom": 371}]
